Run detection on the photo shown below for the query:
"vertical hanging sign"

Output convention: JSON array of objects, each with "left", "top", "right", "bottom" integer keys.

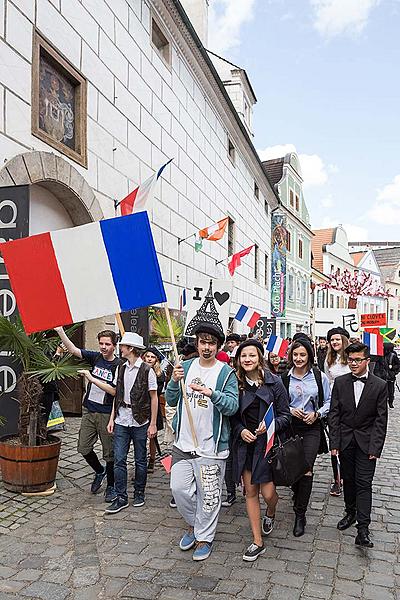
[
  {"left": 0, "top": 185, "right": 30, "bottom": 435},
  {"left": 271, "top": 213, "right": 287, "bottom": 318}
]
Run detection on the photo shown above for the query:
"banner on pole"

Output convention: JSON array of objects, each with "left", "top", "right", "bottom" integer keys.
[{"left": 271, "top": 213, "right": 287, "bottom": 318}]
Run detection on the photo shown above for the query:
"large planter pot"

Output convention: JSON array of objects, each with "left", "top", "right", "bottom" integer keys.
[{"left": 0, "top": 435, "right": 61, "bottom": 493}]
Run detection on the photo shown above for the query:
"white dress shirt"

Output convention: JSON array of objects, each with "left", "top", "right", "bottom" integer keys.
[{"left": 353, "top": 368, "right": 369, "bottom": 408}]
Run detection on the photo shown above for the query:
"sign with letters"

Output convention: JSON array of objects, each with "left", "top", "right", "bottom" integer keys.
[
  {"left": 360, "top": 313, "right": 387, "bottom": 328},
  {"left": 184, "top": 279, "right": 233, "bottom": 337},
  {"left": 314, "top": 308, "right": 360, "bottom": 337},
  {"left": 271, "top": 213, "right": 287, "bottom": 318},
  {"left": 0, "top": 185, "right": 29, "bottom": 435},
  {"left": 251, "top": 317, "right": 276, "bottom": 340},
  {"left": 121, "top": 307, "right": 149, "bottom": 347}
]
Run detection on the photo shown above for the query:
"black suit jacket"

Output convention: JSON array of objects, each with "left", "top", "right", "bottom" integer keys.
[{"left": 328, "top": 372, "right": 388, "bottom": 458}]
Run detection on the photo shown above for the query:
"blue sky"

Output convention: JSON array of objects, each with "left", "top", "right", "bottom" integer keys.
[{"left": 208, "top": 0, "right": 400, "bottom": 242}]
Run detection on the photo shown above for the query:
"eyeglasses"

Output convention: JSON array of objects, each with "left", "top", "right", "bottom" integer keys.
[{"left": 347, "top": 358, "right": 368, "bottom": 365}]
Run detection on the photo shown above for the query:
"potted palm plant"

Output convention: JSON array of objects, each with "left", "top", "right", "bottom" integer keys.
[{"left": 0, "top": 316, "right": 84, "bottom": 493}]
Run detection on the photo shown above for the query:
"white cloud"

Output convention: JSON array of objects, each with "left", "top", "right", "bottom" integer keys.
[
  {"left": 257, "top": 143, "right": 329, "bottom": 188},
  {"left": 310, "top": 0, "right": 380, "bottom": 38},
  {"left": 319, "top": 216, "right": 369, "bottom": 241},
  {"left": 369, "top": 174, "right": 400, "bottom": 224},
  {"left": 208, "top": 0, "right": 256, "bottom": 54}
]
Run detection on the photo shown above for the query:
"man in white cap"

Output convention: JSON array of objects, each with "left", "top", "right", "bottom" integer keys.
[{"left": 105, "top": 332, "right": 158, "bottom": 514}]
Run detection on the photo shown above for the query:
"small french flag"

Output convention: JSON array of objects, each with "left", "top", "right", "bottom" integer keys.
[
  {"left": 179, "top": 288, "right": 187, "bottom": 312},
  {"left": 363, "top": 330, "right": 384, "bottom": 356},
  {"left": 266, "top": 335, "right": 289, "bottom": 358},
  {"left": 234, "top": 305, "right": 261, "bottom": 329},
  {"left": 264, "top": 403, "right": 275, "bottom": 457}
]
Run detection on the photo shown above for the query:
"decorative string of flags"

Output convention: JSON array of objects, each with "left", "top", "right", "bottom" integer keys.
[
  {"left": 118, "top": 159, "right": 173, "bottom": 215},
  {"left": 0, "top": 213, "right": 166, "bottom": 334},
  {"left": 363, "top": 330, "right": 384, "bottom": 356},
  {"left": 234, "top": 305, "right": 261, "bottom": 329},
  {"left": 265, "top": 335, "right": 289, "bottom": 358},
  {"left": 264, "top": 403, "right": 275, "bottom": 457}
]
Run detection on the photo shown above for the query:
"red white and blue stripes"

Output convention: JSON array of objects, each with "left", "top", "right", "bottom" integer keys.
[
  {"left": 363, "top": 331, "right": 384, "bottom": 356},
  {"left": 265, "top": 335, "right": 289, "bottom": 358},
  {"left": 0, "top": 212, "right": 166, "bottom": 334},
  {"left": 119, "top": 159, "right": 172, "bottom": 216},
  {"left": 234, "top": 305, "right": 261, "bottom": 329},
  {"left": 264, "top": 403, "right": 275, "bottom": 457}
]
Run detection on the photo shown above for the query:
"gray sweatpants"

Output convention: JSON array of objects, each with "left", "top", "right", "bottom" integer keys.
[{"left": 171, "top": 455, "right": 226, "bottom": 543}]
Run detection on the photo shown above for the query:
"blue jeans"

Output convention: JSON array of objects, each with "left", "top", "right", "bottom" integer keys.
[{"left": 114, "top": 423, "right": 148, "bottom": 501}]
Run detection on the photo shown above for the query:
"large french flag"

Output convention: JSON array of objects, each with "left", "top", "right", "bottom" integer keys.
[
  {"left": 119, "top": 159, "right": 172, "bottom": 216},
  {"left": 265, "top": 334, "right": 289, "bottom": 358},
  {"left": 0, "top": 212, "right": 166, "bottom": 334},
  {"left": 363, "top": 330, "right": 384, "bottom": 356}
]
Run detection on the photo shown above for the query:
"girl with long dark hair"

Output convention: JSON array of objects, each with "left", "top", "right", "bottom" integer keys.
[{"left": 281, "top": 340, "right": 331, "bottom": 537}]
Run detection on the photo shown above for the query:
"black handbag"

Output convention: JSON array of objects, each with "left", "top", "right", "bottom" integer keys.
[{"left": 269, "top": 434, "right": 309, "bottom": 487}]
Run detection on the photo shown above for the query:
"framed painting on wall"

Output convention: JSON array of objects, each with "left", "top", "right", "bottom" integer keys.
[{"left": 32, "top": 31, "right": 87, "bottom": 167}]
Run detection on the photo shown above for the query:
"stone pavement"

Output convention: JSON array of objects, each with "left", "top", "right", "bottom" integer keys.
[{"left": 0, "top": 408, "right": 399, "bottom": 600}]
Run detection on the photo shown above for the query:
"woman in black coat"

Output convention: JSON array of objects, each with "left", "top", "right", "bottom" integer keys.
[{"left": 231, "top": 340, "right": 291, "bottom": 562}]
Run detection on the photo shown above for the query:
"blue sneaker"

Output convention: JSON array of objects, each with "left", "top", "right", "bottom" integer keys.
[
  {"left": 193, "top": 541, "right": 213, "bottom": 561},
  {"left": 179, "top": 528, "right": 196, "bottom": 551}
]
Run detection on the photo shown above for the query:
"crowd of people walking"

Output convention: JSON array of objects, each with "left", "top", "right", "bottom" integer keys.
[{"left": 55, "top": 321, "right": 392, "bottom": 562}]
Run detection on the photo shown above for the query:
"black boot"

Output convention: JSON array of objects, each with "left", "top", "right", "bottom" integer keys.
[
  {"left": 291, "top": 480, "right": 299, "bottom": 505},
  {"left": 293, "top": 475, "right": 313, "bottom": 537}
]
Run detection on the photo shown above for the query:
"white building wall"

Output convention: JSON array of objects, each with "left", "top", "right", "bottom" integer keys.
[{"left": 0, "top": 0, "right": 273, "bottom": 317}]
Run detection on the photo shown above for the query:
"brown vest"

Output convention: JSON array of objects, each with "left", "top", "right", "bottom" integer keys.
[{"left": 114, "top": 362, "right": 151, "bottom": 425}]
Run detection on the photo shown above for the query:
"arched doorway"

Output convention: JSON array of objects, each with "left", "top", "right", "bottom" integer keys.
[{"left": 0, "top": 151, "right": 106, "bottom": 418}]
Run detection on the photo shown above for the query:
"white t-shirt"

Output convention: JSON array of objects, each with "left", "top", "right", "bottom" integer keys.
[
  {"left": 325, "top": 355, "right": 351, "bottom": 387},
  {"left": 176, "top": 358, "right": 228, "bottom": 459},
  {"left": 114, "top": 358, "right": 157, "bottom": 427}
]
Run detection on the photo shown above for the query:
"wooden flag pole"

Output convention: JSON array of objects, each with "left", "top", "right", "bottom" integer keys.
[
  {"left": 164, "top": 303, "right": 198, "bottom": 448},
  {"left": 115, "top": 313, "right": 125, "bottom": 336}
]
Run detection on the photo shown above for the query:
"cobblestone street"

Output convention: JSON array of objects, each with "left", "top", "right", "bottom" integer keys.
[{"left": 0, "top": 406, "right": 399, "bottom": 600}]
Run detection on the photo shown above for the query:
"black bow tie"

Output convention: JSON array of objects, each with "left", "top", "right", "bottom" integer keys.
[{"left": 351, "top": 375, "right": 368, "bottom": 384}]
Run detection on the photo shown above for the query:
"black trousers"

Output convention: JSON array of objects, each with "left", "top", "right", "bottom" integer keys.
[
  {"left": 225, "top": 437, "right": 236, "bottom": 496},
  {"left": 387, "top": 380, "right": 395, "bottom": 405},
  {"left": 340, "top": 437, "right": 376, "bottom": 531}
]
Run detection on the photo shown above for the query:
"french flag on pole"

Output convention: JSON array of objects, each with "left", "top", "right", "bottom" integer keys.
[
  {"left": 265, "top": 335, "right": 289, "bottom": 358},
  {"left": 363, "top": 330, "right": 384, "bottom": 356},
  {"left": 264, "top": 403, "right": 275, "bottom": 457},
  {"left": 119, "top": 159, "right": 172, "bottom": 216},
  {"left": 0, "top": 212, "right": 166, "bottom": 334},
  {"left": 234, "top": 305, "right": 261, "bottom": 329}
]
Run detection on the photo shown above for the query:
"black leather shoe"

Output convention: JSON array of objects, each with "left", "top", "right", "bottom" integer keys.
[
  {"left": 293, "top": 514, "right": 306, "bottom": 537},
  {"left": 337, "top": 513, "right": 356, "bottom": 531},
  {"left": 355, "top": 530, "right": 373, "bottom": 548}
]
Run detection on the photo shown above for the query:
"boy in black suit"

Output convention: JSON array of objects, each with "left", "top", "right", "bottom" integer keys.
[{"left": 329, "top": 342, "right": 388, "bottom": 548}]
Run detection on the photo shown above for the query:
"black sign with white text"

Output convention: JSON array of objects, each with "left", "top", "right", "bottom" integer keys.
[{"left": 0, "top": 185, "right": 29, "bottom": 435}]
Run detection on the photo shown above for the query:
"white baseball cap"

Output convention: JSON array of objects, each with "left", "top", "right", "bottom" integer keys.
[{"left": 119, "top": 332, "right": 145, "bottom": 349}]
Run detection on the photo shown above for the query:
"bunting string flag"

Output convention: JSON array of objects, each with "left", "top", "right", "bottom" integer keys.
[
  {"left": 227, "top": 245, "right": 254, "bottom": 276},
  {"left": 234, "top": 305, "right": 261, "bottom": 329},
  {"left": 265, "top": 334, "right": 289, "bottom": 358},
  {"left": 195, "top": 217, "right": 229, "bottom": 252},
  {"left": 264, "top": 403, "right": 275, "bottom": 457},
  {"left": 0, "top": 212, "right": 166, "bottom": 334},
  {"left": 119, "top": 159, "right": 172, "bottom": 215}
]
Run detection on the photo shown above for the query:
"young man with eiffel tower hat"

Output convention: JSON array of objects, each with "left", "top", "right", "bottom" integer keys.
[{"left": 166, "top": 321, "right": 239, "bottom": 561}]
